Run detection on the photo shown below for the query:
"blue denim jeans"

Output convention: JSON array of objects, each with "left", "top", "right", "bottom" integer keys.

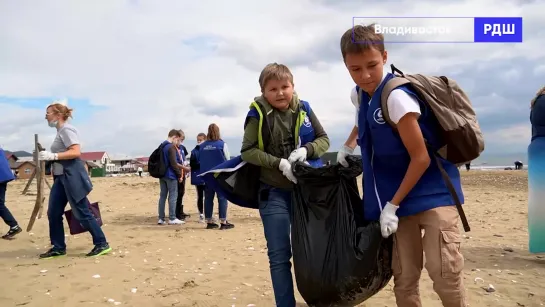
[
  {"left": 204, "top": 185, "right": 228, "bottom": 221},
  {"left": 158, "top": 177, "right": 178, "bottom": 220},
  {"left": 0, "top": 182, "right": 18, "bottom": 228},
  {"left": 258, "top": 184, "right": 295, "bottom": 307},
  {"left": 48, "top": 176, "right": 107, "bottom": 251}
]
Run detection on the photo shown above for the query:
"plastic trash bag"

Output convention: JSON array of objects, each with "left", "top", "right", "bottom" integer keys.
[{"left": 291, "top": 155, "right": 393, "bottom": 307}]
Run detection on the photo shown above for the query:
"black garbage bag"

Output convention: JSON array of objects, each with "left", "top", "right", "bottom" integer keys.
[{"left": 291, "top": 155, "right": 393, "bottom": 307}]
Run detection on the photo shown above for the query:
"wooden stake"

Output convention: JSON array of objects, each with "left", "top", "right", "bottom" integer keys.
[{"left": 27, "top": 134, "right": 46, "bottom": 232}]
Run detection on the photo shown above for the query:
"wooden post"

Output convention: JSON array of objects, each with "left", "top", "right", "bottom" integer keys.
[{"left": 27, "top": 134, "right": 46, "bottom": 232}]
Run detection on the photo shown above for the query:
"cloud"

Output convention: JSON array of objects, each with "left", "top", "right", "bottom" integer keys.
[{"left": 0, "top": 0, "right": 543, "bottom": 161}]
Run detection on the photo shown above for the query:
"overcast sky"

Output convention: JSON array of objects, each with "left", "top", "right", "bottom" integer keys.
[{"left": 1, "top": 0, "right": 543, "bottom": 158}]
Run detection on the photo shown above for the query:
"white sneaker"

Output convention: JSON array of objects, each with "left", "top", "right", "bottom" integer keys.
[
  {"left": 199, "top": 214, "right": 205, "bottom": 223},
  {"left": 168, "top": 219, "right": 185, "bottom": 225},
  {"left": 158, "top": 219, "right": 166, "bottom": 225}
]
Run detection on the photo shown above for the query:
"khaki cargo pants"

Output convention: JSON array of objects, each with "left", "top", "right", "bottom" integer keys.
[{"left": 392, "top": 205, "right": 467, "bottom": 307}]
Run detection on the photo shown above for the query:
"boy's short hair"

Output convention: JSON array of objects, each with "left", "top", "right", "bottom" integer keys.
[
  {"left": 168, "top": 129, "right": 182, "bottom": 138},
  {"left": 340, "top": 24, "right": 385, "bottom": 60},
  {"left": 197, "top": 132, "right": 206, "bottom": 139},
  {"left": 258, "top": 63, "right": 294, "bottom": 91}
]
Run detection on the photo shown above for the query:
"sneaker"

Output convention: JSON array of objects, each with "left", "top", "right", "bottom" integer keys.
[
  {"left": 86, "top": 244, "right": 112, "bottom": 257},
  {"left": 220, "top": 221, "right": 235, "bottom": 230},
  {"left": 39, "top": 248, "right": 66, "bottom": 259},
  {"left": 2, "top": 225, "right": 22, "bottom": 240},
  {"left": 206, "top": 222, "right": 219, "bottom": 229},
  {"left": 199, "top": 214, "right": 205, "bottom": 223},
  {"left": 158, "top": 219, "right": 166, "bottom": 225},
  {"left": 168, "top": 219, "right": 185, "bottom": 225}
]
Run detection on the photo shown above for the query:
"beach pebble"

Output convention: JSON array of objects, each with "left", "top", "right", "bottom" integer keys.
[
  {"left": 131, "top": 288, "right": 137, "bottom": 293},
  {"left": 40, "top": 270, "right": 48, "bottom": 273},
  {"left": 92, "top": 274, "right": 101, "bottom": 278},
  {"left": 503, "top": 247, "right": 514, "bottom": 252},
  {"left": 484, "top": 284, "right": 496, "bottom": 293},
  {"left": 474, "top": 277, "right": 484, "bottom": 283}
]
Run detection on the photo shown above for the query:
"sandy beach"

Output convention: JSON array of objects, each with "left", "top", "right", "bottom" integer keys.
[{"left": 0, "top": 170, "right": 542, "bottom": 307}]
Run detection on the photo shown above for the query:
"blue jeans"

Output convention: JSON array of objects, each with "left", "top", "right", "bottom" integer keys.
[
  {"left": 48, "top": 176, "right": 107, "bottom": 251},
  {"left": 258, "top": 184, "right": 295, "bottom": 307},
  {"left": 204, "top": 185, "right": 228, "bottom": 221},
  {"left": 0, "top": 182, "right": 18, "bottom": 228},
  {"left": 158, "top": 177, "right": 178, "bottom": 220}
]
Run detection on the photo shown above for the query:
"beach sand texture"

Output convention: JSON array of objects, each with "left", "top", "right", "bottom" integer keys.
[{"left": 0, "top": 170, "right": 543, "bottom": 307}]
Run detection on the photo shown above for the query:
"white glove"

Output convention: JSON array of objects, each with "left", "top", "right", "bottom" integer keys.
[
  {"left": 336, "top": 145, "right": 354, "bottom": 167},
  {"left": 380, "top": 202, "right": 399, "bottom": 238},
  {"left": 288, "top": 147, "right": 307, "bottom": 163},
  {"left": 278, "top": 158, "right": 297, "bottom": 184},
  {"left": 38, "top": 151, "right": 57, "bottom": 161}
]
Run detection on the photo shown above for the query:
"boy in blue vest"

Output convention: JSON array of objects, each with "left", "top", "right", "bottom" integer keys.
[
  {"left": 240, "top": 63, "right": 330, "bottom": 307},
  {"left": 0, "top": 149, "right": 22, "bottom": 239},
  {"left": 337, "top": 25, "right": 466, "bottom": 306},
  {"left": 157, "top": 129, "right": 185, "bottom": 226}
]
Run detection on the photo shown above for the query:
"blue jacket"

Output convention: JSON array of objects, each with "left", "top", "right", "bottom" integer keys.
[
  {"left": 190, "top": 145, "right": 205, "bottom": 185},
  {"left": 0, "top": 148, "right": 15, "bottom": 184},
  {"left": 531, "top": 94, "right": 545, "bottom": 141},
  {"left": 56, "top": 158, "right": 93, "bottom": 205},
  {"left": 358, "top": 73, "right": 464, "bottom": 221},
  {"left": 161, "top": 141, "right": 178, "bottom": 180},
  {"left": 199, "top": 140, "right": 226, "bottom": 173}
]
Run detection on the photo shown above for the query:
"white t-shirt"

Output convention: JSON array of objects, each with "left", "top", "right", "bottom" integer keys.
[{"left": 351, "top": 78, "right": 421, "bottom": 126}]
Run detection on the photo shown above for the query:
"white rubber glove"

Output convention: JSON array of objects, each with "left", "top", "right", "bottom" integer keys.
[
  {"left": 38, "top": 151, "right": 58, "bottom": 161},
  {"left": 380, "top": 202, "right": 399, "bottom": 238},
  {"left": 278, "top": 158, "right": 297, "bottom": 184},
  {"left": 336, "top": 145, "right": 354, "bottom": 167},
  {"left": 288, "top": 147, "right": 307, "bottom": 163}
]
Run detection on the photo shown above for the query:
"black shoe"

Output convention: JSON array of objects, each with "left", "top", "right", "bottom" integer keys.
[
  {"left": 39, "top": 248, "right": 66, "bottom": 259},
  {"left": 86, "top": 244, "right": 112, "bottom": 257},
  {"left": 220, "top": 222, "right": 235, "bottom": 230},
  {"left": 181, "top": 213, "right": 191, "bottom": 220},
  {"left": 2, "top": 225, "right": 22, "bottom": 240},
  {"left": 206, "top": 223, "right": 219, "bottom": 229}
]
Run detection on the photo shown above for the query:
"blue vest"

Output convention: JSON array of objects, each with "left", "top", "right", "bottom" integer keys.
[
  {"left": 246, "top": 100, "right": 323, "bottom": 168},
  {"left": 199, "top": 140, "right": 226, "bottom": 173},
  {"left": 0, "top": 149, "right": 15, "bottom": 183},
  {"left": 161, "top": 141, "right": 178, "bottom": 180},
  {"left": 190, "top": 145, "right": 205, "bottom": 185},
  {"left": 358, "top": 73, "right": 464, "bottom": 221}
]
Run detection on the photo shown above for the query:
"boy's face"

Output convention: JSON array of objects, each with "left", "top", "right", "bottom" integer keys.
[
  {"left": 345, "top": 47, "right": 387, "bottom": 94},
  {"left": 197, "top": 136, "right": 205, "bottom": 144},
  {"left": 263, "top": 79, "right": 294, "bottom": 110}
]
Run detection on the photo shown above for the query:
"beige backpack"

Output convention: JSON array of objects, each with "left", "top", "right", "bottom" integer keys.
[{"left": 380, "top": 64, "right": 485, "bottom": 165}]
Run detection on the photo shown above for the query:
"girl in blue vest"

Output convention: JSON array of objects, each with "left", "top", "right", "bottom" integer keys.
[
  {"left": 0, "top": 148, "right": 22, "bottom": 239},
  {"left": 240, "top": 63, "right": 330, "bottom": 307},
  {"left": 337, "top": 25, "right": 466, "bottom": 306},
  {"left": 190, "top": 133, "right": 207, "bottom": 222},
  {"left": 198, "top": 123, "right": 234, "bottom": 230}
]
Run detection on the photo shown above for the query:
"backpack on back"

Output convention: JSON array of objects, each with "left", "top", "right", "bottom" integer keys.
[
  {"left": 148, "top": 142, "right": 168, "bottom": 178},
  {"left": 380, "top": 64, "right": 485, "bottom": 165}
]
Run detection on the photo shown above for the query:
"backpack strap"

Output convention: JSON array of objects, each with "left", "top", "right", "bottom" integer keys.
[{"left": 380, "top": 78, "right": 411, "bottom": 130}]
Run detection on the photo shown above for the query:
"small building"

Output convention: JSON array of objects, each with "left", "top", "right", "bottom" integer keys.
[
  {"left": 80, "top": 151, "right": 110, "bottom": 168},
  {"left": 11, "top": 161, "right": 36, "bottom": 180}
]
